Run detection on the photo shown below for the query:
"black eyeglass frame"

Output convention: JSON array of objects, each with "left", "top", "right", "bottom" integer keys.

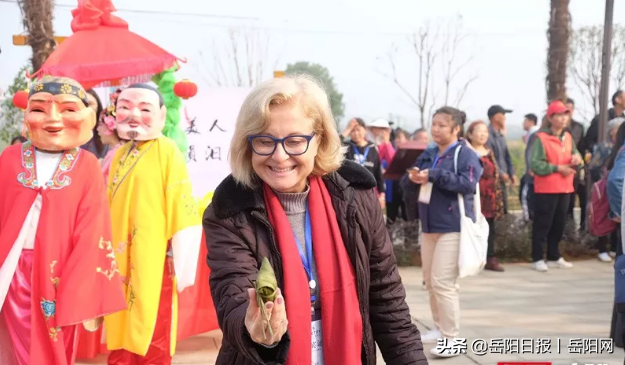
[{"left": 247, "top": 133, "right": 316, "bottom": 156}]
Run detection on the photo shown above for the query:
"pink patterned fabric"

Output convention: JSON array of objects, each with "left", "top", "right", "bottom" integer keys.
[
  {"left": 101, "top": 144, "right": 123, "bottom": 182},
  {"left": 0, "top": 249, "right": 79, "bottom": 365},
  {"left": 2, "top": 249, "right": 33, "bottom": 365}
]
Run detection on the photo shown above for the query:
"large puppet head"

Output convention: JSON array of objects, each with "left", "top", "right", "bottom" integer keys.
[
  {"left": 25, "top": 76, "right": 96, "bottom": 151},
  {"left": 115, "top": 84, "right": 166, "bottom": 141}
]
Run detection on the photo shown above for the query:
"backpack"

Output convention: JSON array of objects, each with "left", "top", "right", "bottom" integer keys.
[{"left": 588, "top": 175, "right": 617, "bottom": 237}]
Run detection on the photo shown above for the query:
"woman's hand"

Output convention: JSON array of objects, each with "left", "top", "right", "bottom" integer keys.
[
  {"left": 557, "top": 165, "right": 576, "bottom": 177},
  {"left": 382, "top": 128, "right": 391, "bottom": 143},
  {"left": 570, "top": 154, "right": 582, "bottom": 166},
  {"left": 409, "top": 169, "right": 429, "bottom": 184},
  {"left": 245, "top": 287, "right": 288, "bottom": 346},
  {"left": 501, "top": 173, "right": 511, "bottom": 185},
  {"left": 408, "top": 168, "right": 421, "bottom": 184},
  {"left": 341, "top": 119, "right": 358, "bottom": 138}
]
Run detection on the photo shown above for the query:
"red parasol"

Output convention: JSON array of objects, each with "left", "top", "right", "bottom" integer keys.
[{"left": 31, "top": 0, "right": 182, "bottom": 89}]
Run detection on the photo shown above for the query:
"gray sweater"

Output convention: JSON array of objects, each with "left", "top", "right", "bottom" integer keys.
[{"left": 274, "top": 186, "right": 320, "bottom": 312}]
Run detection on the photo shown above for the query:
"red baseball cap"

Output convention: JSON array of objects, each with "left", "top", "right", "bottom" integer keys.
[{"left": 547, "top": 100, "right": 570, "bottom": 117}]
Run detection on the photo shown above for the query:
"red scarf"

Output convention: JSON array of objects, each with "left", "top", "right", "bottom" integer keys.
[{"left": 263, "top": 176, "right": 363, "bottom": 365}]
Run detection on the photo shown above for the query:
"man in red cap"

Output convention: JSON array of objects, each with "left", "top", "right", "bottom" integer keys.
[{"left": 529, "top": 100, "right": 584, "bottom": 272}]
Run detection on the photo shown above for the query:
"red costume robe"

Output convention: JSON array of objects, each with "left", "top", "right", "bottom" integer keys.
[{"left": 0, "top": 142, "right": 127, "bottom": 364}]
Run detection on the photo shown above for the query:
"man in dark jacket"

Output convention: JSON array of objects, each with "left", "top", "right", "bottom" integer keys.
[
  {"left": 486, "top": 105, "right": 516, "bottom": 213},
  {"left": 521, "top": 113, "right": 539, "bottom": 222},
  {"left": 565, "top": 98, "right": 587, "bottom": 230},
  {"left": 579, "top": 90, "right": 625, "bottom": 155}
]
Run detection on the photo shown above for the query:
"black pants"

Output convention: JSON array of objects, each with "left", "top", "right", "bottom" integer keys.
[
  {"left": 387, "top": 181, "right": 407, "bottom": 224},
  {"left": 597, "top": 229, "right": 619, "bottom": 253},
  {"left": 532, "top": 193, "right": 570, "bottom": 262},
  {"left": 486, "top": 217, "right": 496, "bottom": 259},
  {"left": 567, "top": 178, "right": 588, "bottom": 229},
  {"left": 501, "top": 181, "right": 508, "bottom": 214}
]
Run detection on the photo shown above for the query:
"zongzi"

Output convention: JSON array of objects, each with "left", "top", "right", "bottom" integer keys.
[{"left": 254, "top": 257, "right": 278, "bottom": 339}]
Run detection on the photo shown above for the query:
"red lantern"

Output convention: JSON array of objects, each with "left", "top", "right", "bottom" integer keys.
[
  {"left": 173, "top": 79, "right": 198, "bottom": 100},
  {"left": 12, "top": 90, "right": 29, "bottom": 110}
]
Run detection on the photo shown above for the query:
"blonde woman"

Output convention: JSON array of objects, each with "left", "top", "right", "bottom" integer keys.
[{"left": 203, "top": 75, "right": 427, "bottom": 365}]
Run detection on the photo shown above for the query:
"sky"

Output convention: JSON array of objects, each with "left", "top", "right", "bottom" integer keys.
[{"left": 0, "top": 0, "right": 623, "bottom": 137}]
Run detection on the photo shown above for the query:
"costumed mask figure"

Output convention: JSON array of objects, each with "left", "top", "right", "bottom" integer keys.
[
  {"left": 115, "top": 84, "right": 166, "bottom": 141},
  {"left": 25, "top": 76, "right": 96, "bottom": 151}
]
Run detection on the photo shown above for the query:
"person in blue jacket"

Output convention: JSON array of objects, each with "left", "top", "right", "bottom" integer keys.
[
  {"left": 402, "top": 106, "right": 483, "bottom": 357},
  {"left": 607, "top": 122, "right": 625, "bottom": 222}
]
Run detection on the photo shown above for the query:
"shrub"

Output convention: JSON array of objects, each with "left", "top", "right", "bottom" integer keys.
[
  {"left": 390, "top": 214, "right": 598, "bottom": 266},
  {"left": 493, "top": 214, "right": 596, "bottom": 262}
]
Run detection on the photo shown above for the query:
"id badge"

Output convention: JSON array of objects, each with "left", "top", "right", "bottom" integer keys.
[
  {"left": 418, "top": 182, "right": 433, "bottom": 204},
  {"left": 311, "top": 310, "right": 325, "bottom": 365}
]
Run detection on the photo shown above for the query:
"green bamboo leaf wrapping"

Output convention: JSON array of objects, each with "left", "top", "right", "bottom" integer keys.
[
  {"left": 254, "top": 257, "right": 278, "bottom": 339},
  {"left": 256, "top": 257, "right": 277, "bottom": 302}
]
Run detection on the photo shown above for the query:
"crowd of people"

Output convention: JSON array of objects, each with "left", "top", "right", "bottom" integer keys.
[
  {"left": 2, "top": 72, "right": 625, "bottom": 364},
  {"left": 330, "top": 91, "right": 625, "bottom": 357},
  {"left": 334, "top": 92, "right": 625, "bottom": 271}
]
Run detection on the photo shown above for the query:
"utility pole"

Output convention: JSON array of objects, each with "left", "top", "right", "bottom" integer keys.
[{"left": 598, "top": 0, "right": 615, "bottom": 143}]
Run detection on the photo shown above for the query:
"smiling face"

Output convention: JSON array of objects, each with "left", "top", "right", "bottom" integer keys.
[
  {"left": 115, "top": 88, "right": 165, "bottom": 141},
  {"left": 25, "top": 92, "right": 95, "bottom": 151},
  {"left": 251, "top": 102, "right": 319, "bottom": 193},
  {"left": 469, "top": 123, "right": 489, "bottom": 147}
]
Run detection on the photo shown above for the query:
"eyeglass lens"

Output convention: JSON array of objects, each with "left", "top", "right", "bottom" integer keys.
[{"left": 251, "top": 136, "right": 310, "bottom": 155}]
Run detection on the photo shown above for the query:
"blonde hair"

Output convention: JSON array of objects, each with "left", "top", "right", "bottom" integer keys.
[{"left": 229, "top": 74, "right": 345, "bottom": 188}]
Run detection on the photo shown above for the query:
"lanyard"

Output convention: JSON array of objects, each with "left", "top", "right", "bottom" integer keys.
[
  {"left": 292, "top": 206, "right": 317, "bottom": 303},
  {"left": 432, "top": 141, "right": 458, "bottom": 168},
  {"left": 352, "top": 144, "right": 371, "bottom": 165}
]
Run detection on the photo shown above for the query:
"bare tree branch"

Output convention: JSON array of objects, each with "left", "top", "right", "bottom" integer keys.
[
  {"left": 453, "top": 74, "right": 479, "bottom": 108},
  {"left": 198, "top": 28, "right": 280, "bottom": 87},
  {"left": 569, "top": 25, "right": 625, "bottom": 120},
  {"left": 378, "top": 16, "right": 476, "bottom": 129},
  {"left": 377, "top": 46, "right": 422, "bottom": 109}
]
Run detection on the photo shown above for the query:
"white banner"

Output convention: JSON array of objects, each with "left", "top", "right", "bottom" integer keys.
[{"left": 182, "top": 87, "right": 251, "bottom": 198}]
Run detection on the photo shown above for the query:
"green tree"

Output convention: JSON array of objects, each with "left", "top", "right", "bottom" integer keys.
[
  {"left": 0, "top": 65, "right": 30, "bottom": 144},
  {"left": 285, "top": 61, "right": 345, "bottom": 121},
  {"left": 152, "top": 67, "right": 188, "bottom": 156}
]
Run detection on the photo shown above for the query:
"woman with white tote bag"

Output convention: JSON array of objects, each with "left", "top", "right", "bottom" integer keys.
[{"left": 405, "top": 106, "right": 483, "bottom": 358}]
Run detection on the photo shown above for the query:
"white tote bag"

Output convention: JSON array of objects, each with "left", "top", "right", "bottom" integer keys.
[{"left": 453, "top": 146, "right": 490, "bottom": 278}]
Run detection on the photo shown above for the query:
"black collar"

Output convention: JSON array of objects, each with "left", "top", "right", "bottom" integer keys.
[{"left": 211, "top": 159, "right": 376, "bottom": 219}]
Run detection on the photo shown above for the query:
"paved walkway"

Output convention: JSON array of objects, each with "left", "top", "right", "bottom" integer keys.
[{"left": 78, "top": 260, "right": 623, "bottom": 365}]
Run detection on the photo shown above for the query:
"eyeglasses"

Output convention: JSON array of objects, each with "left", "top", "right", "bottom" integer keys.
[{"left": 248, "top": 133, "right": 315, "bottom": 156}]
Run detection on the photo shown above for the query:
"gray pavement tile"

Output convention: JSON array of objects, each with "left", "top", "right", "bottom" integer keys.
[{"left": 77, "top": 260, "right": 622, "bottom": 365}]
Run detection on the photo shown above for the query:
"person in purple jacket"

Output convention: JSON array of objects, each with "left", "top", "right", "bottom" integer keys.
[{"left": 403, "top": 106, "right": 483, "bottom": 358}]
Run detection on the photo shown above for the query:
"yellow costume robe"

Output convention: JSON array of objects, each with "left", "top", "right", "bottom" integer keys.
[{"left": 104, "top": 137, "right": 202, "bottom": 356}]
